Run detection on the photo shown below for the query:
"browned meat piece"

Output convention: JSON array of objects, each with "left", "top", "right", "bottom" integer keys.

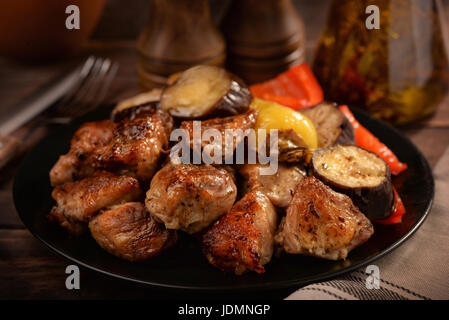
[
  {"left": 91, "top": 109, "right": 173, "bottom": 181},
  {"left": 89, "top": 202, "right": 177, "bottom": 261},
  {"left": 275, "top": 177, "right": 374, "bottom": 260},
  {"left": 49, "top": 171, "right": 142, "bottom": 235},
  {"left": 213, "top": 164, "right": 237, "bottom": 183},
  {"left": 49, "top": 109, "right": 173, "bottom": 185},
  {"left": 69, "top": 120, "right": 115, "bottom": 151},
  {"left": 202, "top": 189, "right": 277, "bottom": 275},
  {"left": 239, "top": 163, "right": 306, "bottom": 208},
  {"left": 47, "top": 209, "right": 86, "bottom": 236},
  {"left": 145, "top": 161, "right": 237, "bottom": 234},
  {"left": 179, "top": 109, "right": 257, "bottom": 160},
  {"left": 50, "top": 120, "right": 115, "bottom": 186}
]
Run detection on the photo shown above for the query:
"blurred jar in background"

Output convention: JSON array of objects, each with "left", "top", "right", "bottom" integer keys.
[
  {"left": 222, "top": 0, "right": 306, "bottom": 84},
  {"left": 0, "top": 0, "right": 105, "bottom": 62},
  {"left": 137, "top": 0, "right": 225, "bottom": 89},
  {"left": 313, "top": 0, "right": 449, "bottom": 125}
]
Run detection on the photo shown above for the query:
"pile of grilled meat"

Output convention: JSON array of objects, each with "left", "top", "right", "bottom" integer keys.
[{"left": 48, "top": 65, "right": 395, "bottom": 275}]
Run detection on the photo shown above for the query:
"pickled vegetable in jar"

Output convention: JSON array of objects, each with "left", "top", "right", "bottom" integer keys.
[{"left": 313, "top": 0, "right": 449, "bottom": 125}]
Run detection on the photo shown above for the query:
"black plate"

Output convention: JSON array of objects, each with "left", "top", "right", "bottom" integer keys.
[{"left": 13, "top": 106, "right": 434, "bottom": 291}]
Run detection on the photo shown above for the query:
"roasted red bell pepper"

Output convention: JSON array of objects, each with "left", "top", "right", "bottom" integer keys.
[
  {"left": 339, "top": 105, "right": 408, "bottom": 175},
  {"left": 375, "top": 188, "right": 406, "bottom": 225},
  {"left": 250, "top": 63, "right": 324, "bottom": 110}
]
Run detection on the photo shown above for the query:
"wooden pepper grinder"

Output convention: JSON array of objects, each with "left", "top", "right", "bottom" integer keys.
[
  {"left": 137, "top": 0, "right": 226, "bottom": 89},
  {"left": 221, "top": 0, "right": 306, "bottom": 84}
]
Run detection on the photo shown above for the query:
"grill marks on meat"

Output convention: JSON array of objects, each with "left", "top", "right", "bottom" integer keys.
[
  {"left": 239, "top": 163, "right": 306, "bottom": 208},
  {"left": 179, "top": 110, "right": 257, "bottom": 159},
  {"left": 275, "top": 177, "right": 374, "bottom": 260},
  {"left": 202, "top": 189, "right": 277, "bottom": 275},
  {"left": 49, "top": 171, "right": 142, "bottom": 235},
  {"left": 92, "top": 109, "right": 173, "bottom": 181},
  {"left": 145, "top": 161, "right": 237, "bottom": 234},
  {"left": 89, "top": 202, "right": 177, "bottom": 261},
  {"left": 49, "top": 108, "right": 173, "bottom": 186},
  {"left": 50, "top": 120, "right": 114, "bottom": 186}
]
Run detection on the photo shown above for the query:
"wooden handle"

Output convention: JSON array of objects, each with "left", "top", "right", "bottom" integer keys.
[{"left": 0, "top": 135, "right": 21, "bottom": 168}]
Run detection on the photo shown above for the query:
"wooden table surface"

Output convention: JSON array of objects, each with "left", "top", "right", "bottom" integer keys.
[{"left": 1, "top": 39, "right": 449, "bottom": 300}]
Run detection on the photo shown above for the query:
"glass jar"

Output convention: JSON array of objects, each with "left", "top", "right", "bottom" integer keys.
[
  {"left": 313, "top": 0, "right": 449, "bottom": 125},
  {"left": 137, "top": 0, "right": 225, "bottom": 89}
]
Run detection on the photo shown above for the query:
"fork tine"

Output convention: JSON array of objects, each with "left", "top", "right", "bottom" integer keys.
[
  {"left": 77, "top": 59, "right": 112, "bottom": 107},
  {"left": 47, "top": 56, "right": 118, "bottom": 120},
  {"left": 79, "top": 56, "right": 97, "bottom": 78},
  {"left": 81, "top": 61, "right": 119, "bottom": 115},
  {"left": 50, "top": 56, "right": 97, "bottom": 115},
  {"left": 64, "top": 58, "right": 113, "bottom": 118},
  {"left": 58, "top": 58, "right": 106, "bottom": 117}
]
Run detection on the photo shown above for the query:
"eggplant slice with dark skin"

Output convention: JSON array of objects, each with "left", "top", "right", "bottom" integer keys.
[
  {"left": 111, "top": 88, "right": 162, "bottom": 122},
  {"left": 160, "top": 65, "right": 252, "bottom": 119},
  {"left": 312, "top": 145, "right": 394, "bottom": 220},
  {"left": 301, "top": 102, "right": 355, "bottom": 148}
]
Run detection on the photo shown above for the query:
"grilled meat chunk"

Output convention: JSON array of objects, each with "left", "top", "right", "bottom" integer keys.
[
  {"left": 91, "top": 109, "right": 173, "bottom": 181},
  {"left": 50, "top": 120, "right": 115, "bottom": 186},
  {"left": 179, "top": 109, "right": 257, "bottom": 160},
  {"left": 49, "top": 171, "right": 142, "bottom": 235},
  {"left": 47, "top": 209, "right": 86, "bottom": 236},
  {"left": 89, "top": 202, "right": 177, "bottom": 261},
  {"left": 145, "top": 162, "right": 237, "bottom": 234},
  {"left": 202, "top": 189, "right": 277, "bottom": 275},
  {"left": 275, "top": 177, "right": 374, "bottom": 260},
  {"left": 49, "top": 109, "right": 173, "bottom": 185},
  {"left": 239, "top": 163, "right": 306, "bottom": 208}
]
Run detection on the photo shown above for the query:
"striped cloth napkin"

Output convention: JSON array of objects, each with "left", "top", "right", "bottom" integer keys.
[{"left": 286, "top": 147, "right": 449, "bottom": 300}]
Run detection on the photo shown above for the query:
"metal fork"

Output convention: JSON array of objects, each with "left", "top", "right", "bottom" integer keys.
[
  {"left": 37, "top": 56, "right": 118, "bottom": 125},
  {"left": 0, "top": 56, "right": 118, "bottom": 168},
  {"left": 23, "top": 56, "right": 118, "bottom": 140}
]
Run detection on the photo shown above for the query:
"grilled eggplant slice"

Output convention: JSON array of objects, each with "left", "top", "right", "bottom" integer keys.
[
  {"left": 312, "top": 145, "right": 394, "bottom": 220},
  {"left": 111, "top": 88, "right": 162, "bottom": 122},
  {"left": 301, "top": 102, "right": 354, "bottom": 148},
  {"left": 160, "top": 65, "right": 252, "bottom": 119}
]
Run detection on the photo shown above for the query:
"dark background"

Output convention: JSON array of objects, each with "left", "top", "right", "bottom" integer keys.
[{"left": 92, "top": 0, "right": 331, "bottom": 45}]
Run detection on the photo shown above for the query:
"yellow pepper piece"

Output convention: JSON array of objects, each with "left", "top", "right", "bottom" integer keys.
[{"left": 250, "top": 98, "right": 318, "bottom": 149}]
